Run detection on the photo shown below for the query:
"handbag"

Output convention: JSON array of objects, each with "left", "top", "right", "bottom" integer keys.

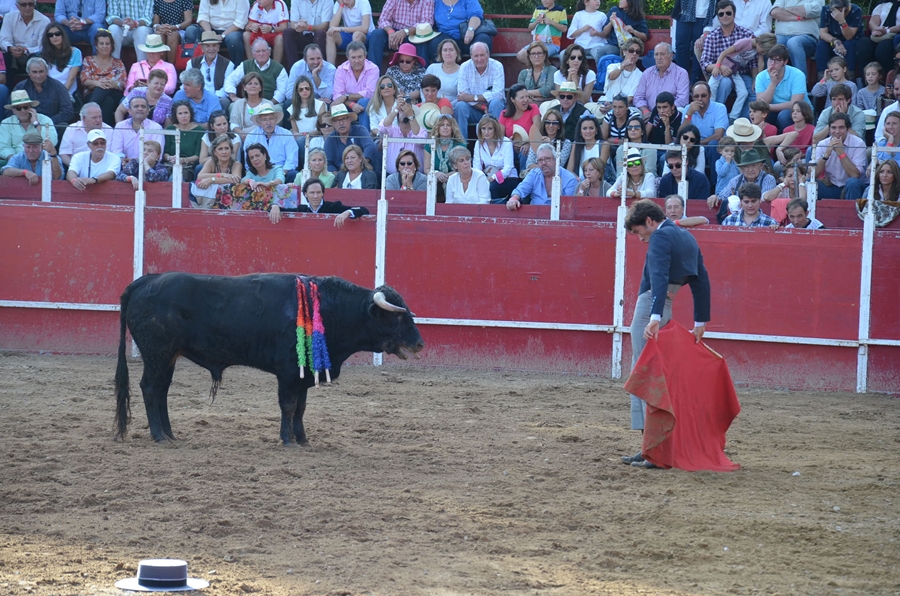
[
  {"left": 459, "top": 19, "right": 498, "bottom": 38},
  {"left": 871, "top": 32, "right": 898, "bottom": 43}
]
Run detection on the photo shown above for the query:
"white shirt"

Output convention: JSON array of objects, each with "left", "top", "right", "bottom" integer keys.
[
  {"left": 601, "top": 63, "right": 643, "bottom": 102},
  {"left": 69, "top": 150, "right": 122, "bottom": 178},
  {"left": 287, "top": 98, "right": 325, "bottom": 134},
  {"left": 197, "top": 0, "right": 250, "bottom": 30},
  {"left": 60, "top": 122, "right": 115, "bottom": 158},
  {"left": 708, "top": 0, "right": 773, "bottom": 37},
  {"left": 0, "top": 9, "right": 50, "bottom": 53},
  {"left": 198, "top": 55, "right": 235, "bottom": 98},
  {"left": 342, "top": 171, "right": 363, "bottom": 188},
  {"left": 290, "top": 0, "right": 335, "bottom": 24},
  {"left": 875, "top": 100, "right": 900, "bottom": 145},
  {"left": 568, "top": 10, "right": 608, "bottom": 49},
  {"left": 333, "top": 0, "right": 374, "bottom": 32},
  {"left": 426, "top": 63, "right": 459, "bottom": 102},
  {"left": 578, "top": 144, "right": 600, "bottom": 177},
  {"left": 553, "top": 69, "right": 597, "bottom": 92},
  {"left": 610, "top": 172, "right": 657, "bottom": 198},
  {"left": 474, "top": 138, "right": 517, "bottom": 180},
  {"left": 446, "top": 169, "right": 490, "bottom": 204}
]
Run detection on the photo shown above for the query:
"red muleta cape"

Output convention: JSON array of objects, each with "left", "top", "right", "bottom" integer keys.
[{"left": 624, "top": 322, "right": 741, "bottom": 472}]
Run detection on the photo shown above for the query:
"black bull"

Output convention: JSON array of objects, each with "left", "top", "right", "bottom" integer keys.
[{"left": 115, "top": 272, "right": 424, "bottom": 445}]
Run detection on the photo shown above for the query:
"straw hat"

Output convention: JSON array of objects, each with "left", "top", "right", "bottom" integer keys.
[
  {"left": 4, "top": 89, "right": 39, "bottom": 110},
  {"left": 388, "top": 43, "right": 426, "bottom": 68},
  {"left": 539, "top": 99, "right": 560, "bottom": 118},
  {"left": 408, "top": 23, "right": 439, "bottom": 44},
  {"left": 199, "top": 31, "right": 222, "bottom": 44},
  {"left": 511, "top": 124, "right": 530, "bottom": 141},
  {"left": 583, "top": 101, "right": 603, "bottom": 119},
  {"left": 625, "top": 147, "right": 643, "bottom": 163},
  {"left": 115, "top": 559, "right": 208, "bottom": 592},
  {"left": 864, "top": 108, "right": 877, "bottom": 131},
  {"left": 725, "top": 117, "right": 762, "bottom": 143},
  {"left": 415, "top": 103, "right": 441, "bottom": 130},
  {"left": 137, "top": 34, "right": 171, "bottom": 54},
  {"left": 249, "top": 102, "right": 284, "bottom": 126},
  {"left": 329, "top": 103, "right": 358, "bottom": 122},
  {"left": 551, "top": 82, "right": 579, "bottom": 98}
]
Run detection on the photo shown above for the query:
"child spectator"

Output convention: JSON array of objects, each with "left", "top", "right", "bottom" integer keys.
[
  {"left": 517, "top": 0, "right": 568, "bottom": 64},
  {"left": 244, "top": 0, "right": 289, "bottom": 63},
  {"left": 644, "top": 91, "right": 681, "bottom": 174},
  {"left": 325, "top": 0, "right": 374, "bottom": 65},
  {"left": 854, "top": 62, "right": 885, "bottom": 111},
  {"left": 749, "top": 100, "right": 777, "bottom": 140},
  {"left": 715, "top": 136, "right": 739, "bottom": 195},
  {"left": 567, "top": 0, "right": 610, "bottom": 64},
  {"left": 811, "top": 56, "right": 858, "bottom": 110},
  {"left": 709, "top": 32, "right": 776, "bottom": 122},
  {"left": 601, "top": 0, "right": 648, "bottom": 57}
]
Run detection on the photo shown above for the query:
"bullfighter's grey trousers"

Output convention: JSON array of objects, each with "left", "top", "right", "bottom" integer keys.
[{"left": 629, "top": 285, "right": 680, "bottom": 430}]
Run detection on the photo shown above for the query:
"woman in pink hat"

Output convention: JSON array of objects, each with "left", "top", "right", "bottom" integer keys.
[{"left": 386, "top": 43, "right": 426, "bottom": 103}]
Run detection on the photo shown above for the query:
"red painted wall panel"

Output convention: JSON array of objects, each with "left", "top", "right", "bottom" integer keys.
[
  {"left": 870, "top": 229, "right": 900, "bottom": 342},
  {"left": 0, "top": 180, "right": 190, "bottom": 207},
  {"left": 0, "top": 308, "right": 119, "bottom": 354},
  {"left": 867, "top": 346, "right": 900, "bottom": 394}
]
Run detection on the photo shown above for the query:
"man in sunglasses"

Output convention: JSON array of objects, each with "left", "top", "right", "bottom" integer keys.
[
  {"left": 633, "top": 43, "right": 688, "bottom": 119},
  {"left": 54, "top": 0, "right": 105, "bottom": 50},
  {"left": 0, "top": 90, "right": 56, "bottom": 166},
  {"left": 657, "top": 149, "right": 710, "bottom": 202},
  {"left": 0, "top": 0, "right": 50, "bottom": 77},
  {"left": 699, "top": 1, "right": 756, "bottom": 111},
  {"left": 551, "top": 81, "right": 587, "bottom": 142}
]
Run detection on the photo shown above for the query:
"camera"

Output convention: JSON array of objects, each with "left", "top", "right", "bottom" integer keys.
[{"left": 404, "top": 95, "right": 412, "bottom": 104}]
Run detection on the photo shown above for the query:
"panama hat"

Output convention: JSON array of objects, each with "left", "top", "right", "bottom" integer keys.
[
  {"left": 539, "top": 99, "right": 560, "bottom": 118},
  {"left": 725, "top": 117, "right": 762, "bottom": 143},
  {"left": 415, "top": 103, "right": 441, "bottom": 130},
  {"left": 115, "top": 559, "right": 209, "bottom": 592},
  {"left": 408, "top": 23, "right": 439, "bottom": 44},
  {"left": 388, "top": 43, "right": 426, "bottom": 68},
  {"left": 199, "top": 31, "right": 222, "bottom": 44},
  {"left": 329, "top": 103, "right": 358, "bottom": 122},
  {"left": 249, "top": 102, "right": 284, "bottom": 126},
  {"left": 736, "top": 147, "right": 766, "bottom": 166},
  {"left": 5, "top": 89, "right": 39, "bottom": 110},
  {"left": 551, "top": 82, "right": 579, "bottom": 98},
  {"left": 137, "top": 34, "right": 171, "bottom": 54},
  {"left": 864, "top": 108, "right": 877, "bottom": 131},
  {"left": 625, "top": 147, "right": 643, "bottom": 163},
  {"left": 511, "top": 124, "right": 530, "bottom": 141},
  {"left": 583, "top": 101, "right": 604, "bottom": 119}
]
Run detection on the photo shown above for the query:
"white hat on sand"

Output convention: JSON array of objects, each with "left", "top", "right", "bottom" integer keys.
[{"left": 115, "top": 559, "right": 209, "bottom": 592}]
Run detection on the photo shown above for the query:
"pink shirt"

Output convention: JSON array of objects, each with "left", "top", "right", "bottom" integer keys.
[
  {"left": 499, "top": 103, "right": 539, "bottom": 139},
  {"left": 333, "top": 60, "right": 380, "bottom": 101},
  {"left": 125, "top": 60, "right": 177, "bottom": 96}
]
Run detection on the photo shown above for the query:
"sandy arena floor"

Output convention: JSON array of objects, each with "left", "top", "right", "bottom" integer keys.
[{"left": 0, "top": 353, "right": 898, "bottom": 596}]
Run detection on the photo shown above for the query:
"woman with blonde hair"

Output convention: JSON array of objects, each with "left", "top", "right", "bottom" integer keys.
[
  {"left": 445, "top": 145, "right": 490, "bottom": 204},
  {"left": 193, "top": 134, "right": 244, "bottom": 208},
  {"left": 306, "top": 112, "right": 334, "bottom": 156},
  {"left": 294, "top": 147, "right": 335, "bottom": 190},
  {"left": 609, "top": 147, "right": 656, "bottom": 199},
  {"left": 366, "top": 74, "right": 398, "bottom": 133},
  {"left": 576, "top": 157, "right": 604, "bottom": 197},
  {"left": 473, "top": 115, "right": 519, "bottom": 203},
  {"left": 517, "top": 41, "right": 558, "bottom": 103},
  {"left": 424, "top": 114, "right": 465, "bottom": 184},
  {"left": 333, "top": 144, "right": 379, "bottom": 189}
]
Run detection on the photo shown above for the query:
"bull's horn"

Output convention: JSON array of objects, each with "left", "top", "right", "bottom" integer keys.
[{"left": 373, "top": 291, "right": 407, "bottom": 313}]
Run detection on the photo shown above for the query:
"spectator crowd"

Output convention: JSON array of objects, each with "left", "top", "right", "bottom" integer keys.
[{"left": 0, "top": 0, "right": 898, "bottom": 226}]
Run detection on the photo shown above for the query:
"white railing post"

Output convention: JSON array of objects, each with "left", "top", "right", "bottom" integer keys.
[
  {"left": 551, "top": 139, "right": 561, "bottom": 221},
  {"left": 806, "top": 162, "right": 818, "bottom": 220},
  {"left": 373, "top": 196, "right": 388, "bottom": 366},
  {"left": 856, "top": 150, "right": 880, "bottom": 392},
  {"left": 41, "top": 155, "right": 52, "bottom": 202},
  {"left": 380, "top": 136, "right": 389, "bottom": 198},
  {"left": 426, "top": 138, "right": 437, "bottom": 216},
  {"left": 172, "top": 132, "right": 182, "bottom": 208},
  {"left": 678, "top": 143, "right": 688, "bottom": 211},
  {"left": 132, "top": 136, "right": 147, "bottom": 358},
  {"left": 611, "top": 177, "right": 628, "bottom": 379}
]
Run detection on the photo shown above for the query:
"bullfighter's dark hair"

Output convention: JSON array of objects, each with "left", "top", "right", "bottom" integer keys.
[
  {"left": 302, "top": 177, "right": 326, "bottom": 195},
  {"left": 625, "top": 199, "right": 665, "bottom": 230},
  {"left": 245, "top": 143, "right": 273, "bottom": 176}
]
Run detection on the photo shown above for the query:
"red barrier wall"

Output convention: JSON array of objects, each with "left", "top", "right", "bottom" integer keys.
[{"left": 0, "top": 200, "right": 897, "bottom": 393}]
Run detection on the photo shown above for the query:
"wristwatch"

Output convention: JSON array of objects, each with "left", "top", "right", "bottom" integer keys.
[{"left": 467, "top": 26, "right": 475, "bottom": 31}]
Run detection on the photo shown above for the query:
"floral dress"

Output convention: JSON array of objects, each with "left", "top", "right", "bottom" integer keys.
[{"left": 80, "top": 56, "right": 127, "bottom": 99}]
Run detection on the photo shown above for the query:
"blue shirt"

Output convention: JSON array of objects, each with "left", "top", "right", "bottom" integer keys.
[
  {"left": 755, "top": 66, "right": 810, "bottom": 107},
  {"left": 244, "top": 126, "right": 299, "bottom": 172},
  {"left": 323, "top": 124, "right": 377, "bottom": 172},
  {"left": 511, "top": 167, "right": 579, "bottom": 205},
  {"left": 1, "top": 151, "right": 64, "bottom": 178},
  {"left": 876, "top": 139, "right": 900, "bottom": 164},
  {"left": 54, "top": 0, "right": 107, "bottom": 25},
  {"left": 172, "top": 89, "right": 221, "bottom": 124},
  {"left": 434, "top": 0, "right": 483, "bottom": 39},
  {"left": 287, "top": 60, "right": 337, "bottom": 103},
  {"left": 690, "top": 101, "right": 728, "bottom": 140}
]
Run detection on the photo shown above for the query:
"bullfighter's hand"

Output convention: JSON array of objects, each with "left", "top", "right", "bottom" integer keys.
[
  {"left": 692, "top": 324, "right": 706, "bottom": 344},
  {"left": 644, "top": 320, "right": 660, "bottom": 341},
  {"left": 334, "top": 210, "right": 350, "bottom": 227}
]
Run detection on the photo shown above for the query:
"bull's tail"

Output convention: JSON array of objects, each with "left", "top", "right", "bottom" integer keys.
[{"left": 114, "top": 284, "right": 133, "bottom": 441}]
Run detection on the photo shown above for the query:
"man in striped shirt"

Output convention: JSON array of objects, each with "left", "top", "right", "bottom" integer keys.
[{"left": 722, "top": 182, "right": 779, "bottom": 227}]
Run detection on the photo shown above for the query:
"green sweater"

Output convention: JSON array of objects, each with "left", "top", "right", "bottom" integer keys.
[{"left": 243, "top": 59, "right": 285, "bottom": 102}]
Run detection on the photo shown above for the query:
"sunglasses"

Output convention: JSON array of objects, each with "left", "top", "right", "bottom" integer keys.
[
  {"left": 545, "top": 120, "right": 561, "bottom": 126},
  {"left": 569, "top": 55, "right": 584, "bottom": 61},
  {"left": 379, "top": 83, "right": 394, "bottom": 89},
  {"left": 626, "top": 124, "right": 642, "bottom": 130},
  {"left": 682, "top": 134, "right": 697, "bottom": 142},
  {"left": 667, "top": 162, "right": 683, "bottom": 169},
  {"left": 558, "top": 94, "right": 575, "bottom": 100},
  {"left": 17, "top": 2, "right": 35, "bottom": 6},
  {"left": 13, "top": 106, "right": 29, "bottom": 111},
  {"left": 320, "top": 122, "right": 333, "bottom": 128},
  {"left": 48, "top": 30, "right": 63, "bottom": 37},
  {"left": 398, "top": 161, "right": 414, "bottom": 166},
  {"left": 298, "top": 86, "right": 311, "bottom": 92},
  {"left": 717, "top": 10, "right": 733, "bottom": 16},
  {"left": 626, "top": 160, "right": 642, "bottom": 167},
  {"left": 399, "top": 58, "right": 415, "bottom": 64},
  {"left": 625, "top": 48, "right": 638, "bottom": 54}
]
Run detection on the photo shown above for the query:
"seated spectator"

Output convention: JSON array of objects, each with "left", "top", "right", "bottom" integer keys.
[
  {"left": 424, "top": 113, "right": 465, "bottom": 187},
  {"left": 846, "top": 128, "right": 900, "bottom": 201},
  {"left": 55, "top": 0, "right": 104, "bottom": 50},
  {"left": 770, "top": 101, "right": 815, "bottom": 168},
  {"left": 305, "top": 112, "right": 335, "bottom": 157},
  {"left": 754, "top": 44, "right": 811, "bottom": 131},
  {"left": 811, "top": 56, "right": 857, "bottom": 110},
  {"left": 243, "top": 142, "right": 285, "bottom": 188},
  {"left": 748, "top": 99, "right": 777, "bottom": 140},
  {"left": 324, "top": 103, "right": 378, "bottom": 172},
  {"left": 575, "top": 157, "right": 603, "bottom": 197},
  {"left": 524, "top": 108, "right": 571, "bottom": 174},
  {"left": 615, "top": 114, "right": 655, "bottom": 171},
  {"left": 813, "top": 84, "right": 866, "bottom": 144},
  {"left": 633, "top": 43, "right": 689, "bottom": 118},
  {"left": 518, "top": 42, "right": 558, "bottom": 105},
  {"left": 116, "top": 69, "right": 173, "bottom": 125},
  {"left": 722, "top": 182, "right": 778, "bottom": 227},
  {"left": 67, "top": 129, "right": 122, "bottom": 190},
  {"left": 726, "top": 116, "right": 772, "bottom": 170},
  {"left": 499, "top": 84, "right": 540, "bottom": 166},
  {"left": 517, "top": 0, "right": 567, "bottom": 64},
  {"left": 763, "top": 163, "right": 807, "bottom": 223},
  {"left": 771, "top": 0, "right": 820, "bottom": 79},
  {"left": 173, "top": 69, "right": 222, "bottom": 124},
  {"left": 815, "top": 112, "right": 866, "bottom": 199},
  {"left": 186, "top": 0, "right": 249, "bottom": 65},
  {"left": 386, "top": 149, "right": 427, "bottom": 190},
  {"left": 366, "top": 74, "right": 399, "bottom": 133},
  {"left": 163, "top": 100, "right": 205, "bottom": 178},
  {"left": 193, "top": 133, "right": 243, "bottom": 208},
  {"left": 379, "top": 95, "right": 426, "bottom": 174},
  {"left": 549, "top": 83, "right": 588, "bottom": 144},
  {"left": 854, "top": 62, "right": 885, "bottom": 111},
  {"left": 568, "top": 113, "right": 601, "bottom": 178},
  {"left": 332, "top": 40, "right": 379, "bottom": 130},
  {"left": 116, "top": 140, "right": 169, "bottom": 189},
  {"left": 229, "top": 73, "right": 268, "bottom": 139},
  {"left": 0, "top": 131, "right": 62, "bottom": 182},
  {"left": 14, "top": 57, "right": 73, "bottom": 127},
  {"left": 684, "top": 81, "right": 726, "bottom": 173},
  {"left": 708, "top": 148, "right": 777, "bottom": 223},
  {"left": 677, "top": 124, "right": 706, "bottom": 175},
  {"left": 567, "top": 0, "right": 611, "bottom": 63},
  {"left": 785, "top": 197, "right": 825, "bottom": 229},
  {"left": 474, "top": 115, "right": 519, "bottom": 202},
  {"left": 598, "top": 95, "right": 640, "bottom": 178},
  {"left": 644, "top": 91, "right": 682, "bottom": 171},
  {"left": 333, "top": 144, "right": 378, "bottom": 189},
  {"left": 600, "top": 38, "right": 644, "bottom": 105},
  {"left": 280, "top": 0, "right": 331, "bottom": 70},
  {"left": 815, "top": 0, "right": 862, "bottom": 79},
  {"left": 286, "top": 43, "right": 336, "bottom": 106},
  {"left": 424, "top": 37, "right": 461, "bottom": 105},
  {"left": 152, "top": 0, "right": 194, "bottom": 64},
  {"left": 453, "top": 42, "right": 506, "bottom": 138},
  {"left": 0, "top": 90, "right": 55, "bottom": 165},
  {"left": 107, "top": 0, "right": 154, "bottom": 61},
  {"left": 601, "top": 0, "right": 648, "bottom": 57},
  {"left": 862, "top": 159, "right": 900, "bottom": 205},
  {"left": 111, "top": 95, "right": 164, "bottom": 161},
  {"left": 609, "top": 148, "right": 656, "bottom": 200},
  {"left": 857, "top": 2, "right": 898, "bottom": 77},
  {"left": 190, "top": 32, "right": 236, "bottom": 113},
  {"left": 664, "top": 194, "right": 709, "bottom": 227},
  {"left": 386, "top": 43, "right": 426, "bottom": 103},
  {"left": 699, "top": 1, "right": 754, "bottom": 99},
  {"left": 243, "top": 103, "right": 300, "bottom": 178},
  {"left": 554, "top": 44, "right": 595, "bottom": 104},
  {"left": 293, "top": 146, "right": 333, "bottom": 188},
  {"left": 244, "top": 0, "right": 289, "bottom": 64},
  {"left": 714, "top": 136, "right": 739, "bottom": 195},
  {"left": 79, "top": 30, "right": 126, "bottom": 126},
  {"left": 422, "top": 0, "right": 494, "bottom": 64},
  {"left": 419, "top": 74, "right": 454, "bottom": 115},
  {"left": 59, "top": 102, "right": 114, "bottom": 166},
  {"left": 287, "top": 75, "right": 327, "bottom": 142},
  {"left": 706, "top": 29, "right": 777, "bottom": 121},
  {"left": 224, "top": 38, "right": 288, "bottom": 105},
  {"left": 366, "top": 0, "right": 432, "bottom": 67},
  {"left": 875, "top": 72, "right": 900, "bottom": 144},
  {"left": 657, "top": 149, "right": 710, "bottom": 202},
  {"left": 874, "top": 111, "right": 900, "bottom": 167},
  {"left": 506, "top": 143, "right": 578, "bottom": 209},
  {"left": 325, "top": 0, "right": 373, "bottom": 64},
  {"left": 0, "top": 0, "right": 50, "bottom": 77},
  {"left": 41, "top": 24, "right": 80, "bottom": 98},
  {"left": 444, "top": 145, "right": 490, "bottom": 204},
  {"left": 270, "top": 177, "right": 370, "bottom": 224}
]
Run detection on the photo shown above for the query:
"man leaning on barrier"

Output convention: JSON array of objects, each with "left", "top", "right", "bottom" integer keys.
[
  {"left": 67, "top": 129, "right": 121, "bottom": 191},
  {"left": 505, "top": 143, "right": 578, "bottom": 211},
  {"left": 1, "top": 131, "right": 62, "bottom": 183}
]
